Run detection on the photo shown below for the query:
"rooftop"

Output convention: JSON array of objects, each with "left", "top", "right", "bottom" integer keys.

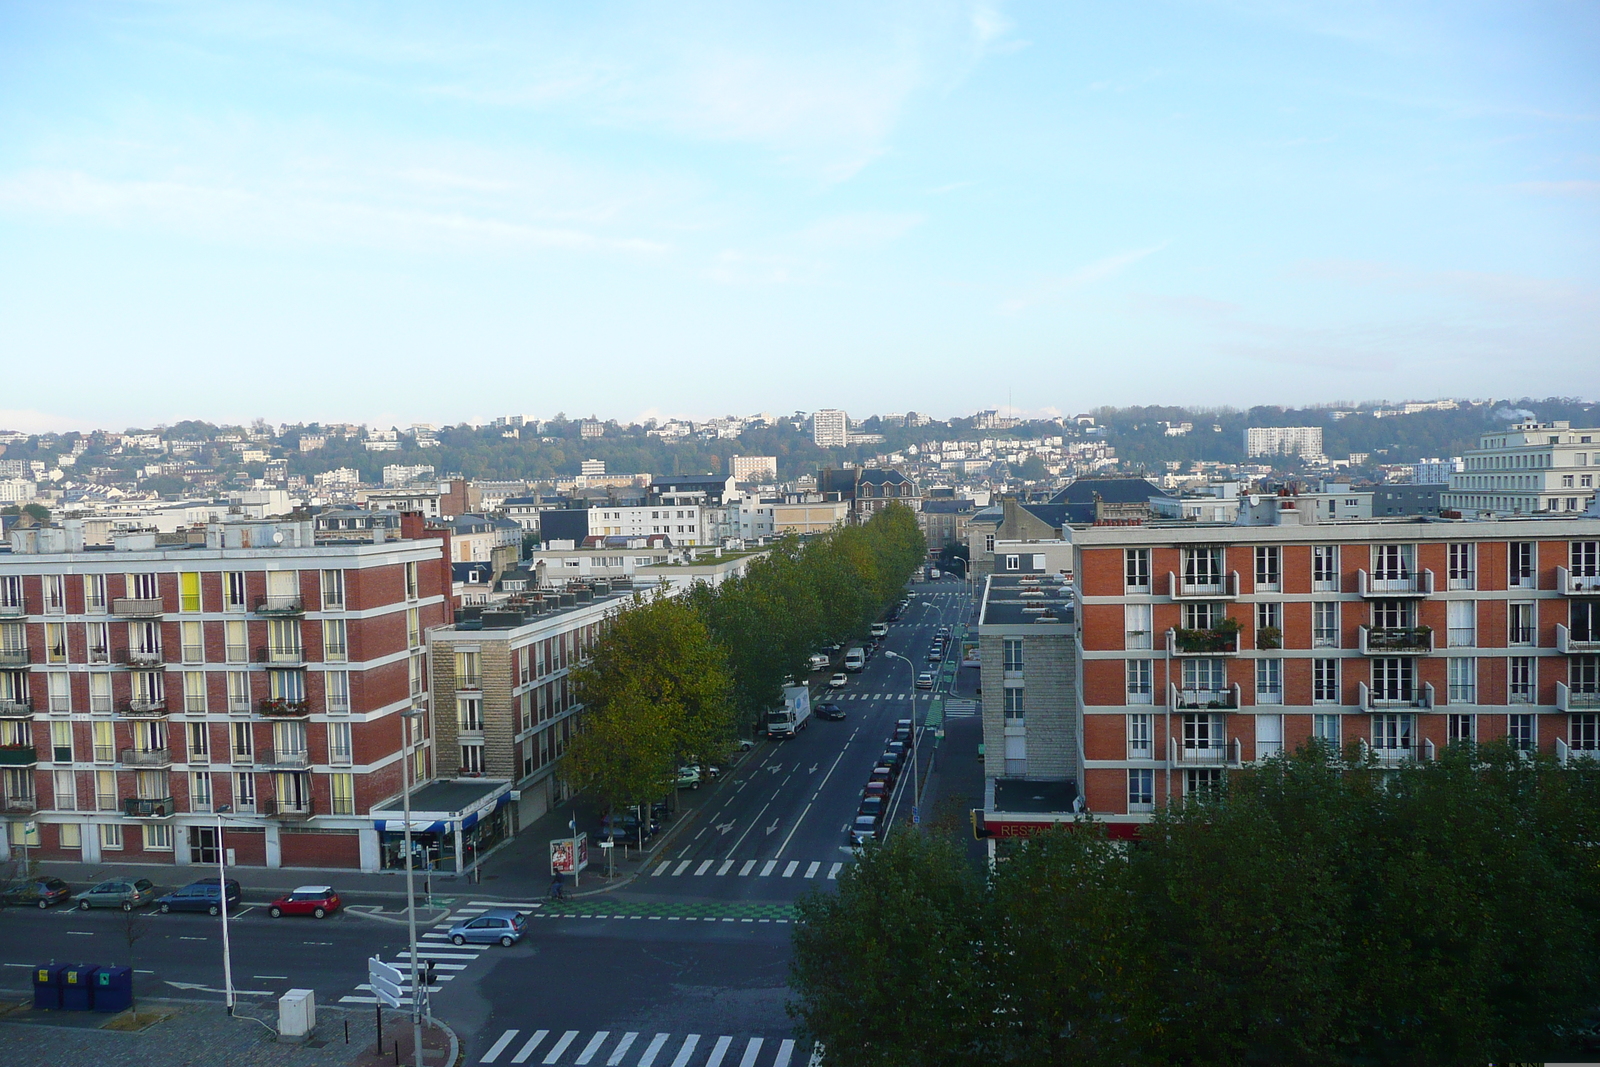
[
  {"left": 993, "top": 778, "right": 1080, "bottom": 814},
  {"left": 979, "top": 574, "right": 1076, "bottom": 627}
]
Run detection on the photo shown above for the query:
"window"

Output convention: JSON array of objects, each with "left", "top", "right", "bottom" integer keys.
[
  {"left": 1312, "top": 658, "right": 1340, "bottom": 703},
  {"left": 1509, "top": 657, "right": 1535, "bottom": 703},
  {"left": 1002, "top": 638, "right": 1023, "bottom": 672},
  {"left": 1127, "top": 660, "right": 1153, "bottom": 704},
  {"left": 1509, "top": 542, "right": 1534, "bottom": 589},
  {"left": 405, "top": 561, "right": 420, "bottom": 600},
  {"left": 985, "top": 534, "right": 995, "bottom": 553},
  {"left": 1002, "top": 687, "right": 1025, "bottom": 721},
  {"left": 329, "top": 772, "right": 355, "bottom": 815},
  {"left": 100, "top": 823, "right": 123, "bottom": 850},
  {"left": 322, "top": 618, "right": 347, "bottom": 663},
  {"left": 51, "top": 720, "right": 72, "bottom": 763},
  {"left": 187, "top": 721, "right": 209, "bottom": 762},
  {"left": 1254, "top": 546, "right": 1280, "bottom": 591},
  {"left": 1255, "top": 659, "right": 1282, "bottom": 705},
  {"left": 321, "top": 569, "right": 345, "bottom": 610},
  {"left": 1508, "top": 713, "right": 1536, "bottom": 752},
  {"left": 180, "top": 572, "right": 201, "bottom": 613},
  {"left": 1572, "top": 714, "right": 1600, "bottom": 752},
  {"left": 144, "top": 823, "right": 173, "bottom": 851},
  {"left": 86, "top": 621, "right": 109, "bottom": 663},
  {"left": 1182, "top": 712, "right": 1226, "bottom": 752},
  {"left": 1372, "top": 658, "right": 1415, "bottom": 705},
  {"left": 1508, "top": 602, "right": 1535, "bottom": 645},
  {"left": 1447, "top": 658, "right": 1476, "bottom": 705},
  {"left": 1128, "top": 713, "right": 1153, "bottom": 758},
  {"left": 1312, "top": 546, "right": 1339, "bottom": 592},
  {"left": 407, "top": 608, "right": 421, "bottom": 649},
  {"left": 461, "top": 743, "right": 485, "bottom": 774},
  {"left": 326, "top": 670, "right": 350, "bottom": 714},
  {"left": 1447, "top": 544, "right": 1475, "bottom": 590},
  {"left": 455, "top": 651, "right": 482, "bottom": 689},
  {"left": 227, "top": 671, "right": 251, "bottom": 713},
  {"left": 223, "top": 572, "right": 247, "bottom": 611},
  {"left": 1184, "top": 768, "right": 1222, "bottom": 798},
  {"left": 1373, "top": 713, "right": 1414, "bottom": 753},
  {"left": 1446, "top": 601, "right": 1475, "bottom": 648},
  {"left": 189, "top": 772, "right": 213, "bottom": 814},
  {"left": 1256, "top": 714, "right": 1283, "bottom": 759},
  {"left": 43, "top": 575, "right": 66, "bottom": 614},
  {"left": 95, "top": 769, "right": 116, "bottom": 809},
  {"left": 231, "top": 722, "right": 254, "bottom": 762},
  {"left": 234, "top": 772, "right": 256, "bottom": 812},
  {"left": 1448, "top": 714, "right": 1477, "bottom": 745},
  {"left": 50, "top": 672, "right": 72, "bottom": 714},
  {"left": 1124, "top": 549, "right": 1150, "bottom": 592},
  {"left": 1574, "top": 541, "right": 1600, "bottom": 579},
  {"left": 59, "top": 822, "right": 81, "bottom": 849},
  {"left": 1575, "top": 655, "right": 1600, "bottom": 696},
  {"left": 84, "top": 574, "right": 106, "bottom": 613},
  {"left": 1182, "top": 602, "right": 1220, "bottom": 631},
  {"left": 1373, "top": 544, "right": 1414, "bottom": 583},
  {"left": 1181, "top": 657, "right": 1228, "bottom": 700},
  {"left": 1574, "top": 602, "right": 1600, "bottom": 644},
  {"left": 52, "top": 770, "right": 76, "bottom": 810},
  {"left": 225, "top": 620, "right": 247, "bottom": 663},
  {"left": 410, "top": 653, "right": 426, "bottom": 697},
  {"left": 1128, "top": 769, "right": 1155, "bottom": 812},
  {"left": 1182, "top": 548, "right": 1224, "bottom": 591},
  {"left": 85, "top": 672, "right": 109, "bottom": 714},
  {"left": 45, "top": 623, "right": 66, "bottom": 663},
  {"left": 1313, "top": 713, "right": 1341, "bottom": 747},
  {"left": 1255, "top": 602, "right": 1281, "bottom": 648},
  {"left": 458, "top": 697, "right": 483, "bottom": 732},
  {"left": 1124, "top": 604, "right": 1151, "bottom": 650},
  {"left": 1004, "top": 554, "right": 1020, "bottom": 572},
  {"left": 1312, "top": 602, "right": 1339, "bottom": 649}
]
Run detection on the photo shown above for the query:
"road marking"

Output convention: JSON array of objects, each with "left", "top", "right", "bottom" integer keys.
[
  {"left": 738, "top": 1037, "right": 764, "bottom": 1067},
  {"left": 509, "top": 1029, "right": 547, "bottom": 1063},
  {"left": 542, "top": 1031, "right": 579, "bottom": 1064},
  {"left": 480, "top": 1030, "right": 518, "bottom": 1062},
  {"left": 252, "top": 974, "right": 289, "bottom": 980},
  {"left": 782, "top": 861, "right": 799, "bottom": 878},
  {"left": 672, "top": 860, "right": 692, "bottom": 876},
  {"left": 694, "top": 860, "right": 713, "bottom": 876},
  {"left": 652, "top": 861, "right": 671, "bottom": 877},
  {"left": 637, "top": 1032, "right": 670, "bottom": 1067},
  {"left": 739, "top": 860, "right": 756, "bottom": 876},
  {"left": 177, "top": 935, "right": 206, "bottom": 941},
  {"left": 704, "top": 1035, "right": 733, "bottom": 1067},
  {"left": 828, "top": 863, "right": 842, "bottom": 879},
  {"left": 760, "top": 860, "right": 776, "bottom": 876},
  {"left": 717, "top": 859, "right": 734, "bottom": 875},
  {"left": 805, "top": 861, "right": 820, "bottom": 879},
  {"left": 574, "top": 1031, "right": 609, "bottom": 1065},
  {"left": 774, "top": 1039, "right": 797, "bottom": 1067},
  {"left": 668, "top": 1034, "right": 701, "bottom": 1067},
  {"left": 606, "top": 1032, "right": 639, "bottom": 1066}
]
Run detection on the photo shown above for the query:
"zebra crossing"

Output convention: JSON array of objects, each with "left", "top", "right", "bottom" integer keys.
[
  {"left": 479, "top": 1029, "right": 820, "bottom": 1067},
  {"left": 338, "top": 899, "right": 544, "bottom": 1006},
  {"left": 650, "top": 857, "right": 846, "bottom": 880},
  {"left": 837, "top": 691, "right": 931, "bottom": 701}
]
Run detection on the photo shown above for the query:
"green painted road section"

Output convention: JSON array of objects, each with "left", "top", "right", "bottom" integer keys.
[{"left": 534, "top": 898, "right": 796, "bottom": 921}]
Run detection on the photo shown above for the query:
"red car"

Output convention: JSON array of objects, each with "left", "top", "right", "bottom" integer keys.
[{"left": 268, "top": 885, "right": 341, "bottom": 919}]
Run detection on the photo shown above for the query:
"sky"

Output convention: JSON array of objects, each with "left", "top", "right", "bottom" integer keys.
[{"left": 0, "top": 0, "right": 1597, "bottom": 432}]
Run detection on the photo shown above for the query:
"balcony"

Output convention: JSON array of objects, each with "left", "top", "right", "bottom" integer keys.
[
  {"left": 258, "top": 698, "right": 311, "bottom": 719},
  {"left": 122, "top": 796, "right": 175, "bottom": 819},
  {"left": 0, "top": 603, "right": 25, "bottom": 618},
  {"left": 1359, "top": 681, "right": 1435, "bottom": 712},
  {"left": 1357, "top": 569, "right": 1434, "bottom": 598},
  {"left": 1168, "top": 626, "right": 1240, "bottom": 657},
  {"left": 118, "top": 699, "right": 169, "bottom": 718},
  {"left": 0, "top": 699, "right": 32, "bottom": 718},
  {"left": 1168, "top": 571, "right": 1239, "bottom": 601},
  {"left": 1170, "top": 682, "right": 1242, "bottom": 711},
  {"left": 263, "top": 796, "right": 316, "bottom": 819},
  {"left": 1168, "top": 736, "right": 1243, "bottom": 767},
  {"left": 1358, "top": 626, "right": 1434, "bottom": 655},
  {"left": 1557, "top": 567, "right": 1600, "bottom": 596},
  {"left": 0, "top": 649, "right": 28, "bottom": 668},
  {"left": 257, "top": 645, "right": 306, "bottom": 666},
  {"left": 1557, "top": 682, "right": 1600, "bottom": 713},
  {"left": 0, "top": 745, "right": 38, "bottom": 767},
  {"left": 116, "top": 648, "right": 167, "bottom": 669},
  {"left": 1556, "top": 624, "right": 1600, "bottom": 654},
  {"left": 119, "top": 747, "right": 172, "bottom": 768},
  {"left": 259, "top": 747, "right": 311, "bottom": 769},
  {"left": 112, "top": 597, "right": 165, "bottom": 618},
  {"left": 1361, "top": 737, "right": 1437, "bottom": 766},
  {"left": 2, "top": 796, "right": 37, "bottom": 813},
  {"left": 254, "top": 595, "right": 305, "bottom": 617},
  {"left": 456, "top": 673, "right": 483, "bottom": 691}
]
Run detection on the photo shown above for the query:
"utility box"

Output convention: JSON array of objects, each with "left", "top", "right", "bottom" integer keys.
[
  {"left": 31, "top": 964, "right": 66, "bottom": 1010},
  {"left": 278, "top": 988, "right": 317, "bottom": 1039},
  {"left": 61, "top": 965, "right": 98, "bottom": 1011},
  {"left": 92, "top": 966, "right": 133, "bottom": 1013}
]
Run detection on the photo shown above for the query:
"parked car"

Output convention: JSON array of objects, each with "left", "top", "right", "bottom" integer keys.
[
  {"left": 814, "top": 702, "right": 846, "bottom": 721},
  {"left": 850, "top": 815, "right": 880, "bottom": 846},
  {"left": 77, "top": 878, "right": 157, "bottom": 911},
  {"left": 870, "top": 623, "right": 889, "bottom": 639},
  {"left": 268, "top": 885, "right": 341, "bottom": 919},
  {"left": 676, "top": 765, "right": 702, "bottom": 790},
  {"left": 870, "top": 764, "right": 896, "bottom": 789},
  {"left": 879, "top": 751, "right": 901, "bottom": 773},
  {"left": 808, "top": 653, "right": 831, "bottom": 672},
  {"left": 915, "top": 672, "right": 934, "bottom": 689},
  {"left": 886, "top": 741, "right": 906, "bottom": 760},
  {"left": 1, "top": 877, "right": 72, "bottom": 909},
  {"left": 448, "top": 907, "right": 527, "bottom": 947},
  {"left": 894, "top": 719, "right": 913, "bottom": 742},
  {"left": 157, "top": 878, "right": 242, "bottom": 916},
  {"left": 858, "top": 796, "right": 885, "bottom": 820},
  {"left": 863, "top": 781, "right": 889, "bottom": 803},
  {"left": 828, "top": 673, "right": 848, "bottom": 689}
]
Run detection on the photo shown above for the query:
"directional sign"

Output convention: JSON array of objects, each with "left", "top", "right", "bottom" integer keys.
[{"left": 368, "top": 956, "right": 404, "bottom": 1008}]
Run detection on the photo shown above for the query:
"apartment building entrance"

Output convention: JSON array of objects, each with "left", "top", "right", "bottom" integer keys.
[{"left": 189, "top": 825, "right": 219, "bottom": 864}]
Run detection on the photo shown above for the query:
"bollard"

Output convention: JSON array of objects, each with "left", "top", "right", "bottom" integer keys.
[{"left": 345, "top": 1020, "right": 350, "bottom": 1044}]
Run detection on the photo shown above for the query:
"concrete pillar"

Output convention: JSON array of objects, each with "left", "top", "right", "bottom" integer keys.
[
  {"left": 358, "top": 828, "right": 380, "bottom": 873},
  {"left": 264, "top": 824, "right": 281, "bottom": 868}
]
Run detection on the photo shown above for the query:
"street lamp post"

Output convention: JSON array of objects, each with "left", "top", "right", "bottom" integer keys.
[
  {"left": 883, "top": 650, "right": 922, "bottom": 823},
  {"left": 215, "top": 804, "right": 234, "bottom": 1013},
  {"left": 400, "top": 707, "right": 424, "bottom": 1066}
]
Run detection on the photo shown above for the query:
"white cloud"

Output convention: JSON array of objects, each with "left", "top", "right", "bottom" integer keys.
[{"left": 797, "top": 211, "right": 925, "bottom": 249}]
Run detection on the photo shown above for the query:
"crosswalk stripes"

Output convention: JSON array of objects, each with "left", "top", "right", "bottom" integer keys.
[
  {"left": 649, "top": 857, "right": 848, "bottom": 880},
  {"left": 479, "top": 1030, "right": 809, "bottom": 1067},
  {"left": 840, "top": 691, "right": 926, "bottom": 701}
]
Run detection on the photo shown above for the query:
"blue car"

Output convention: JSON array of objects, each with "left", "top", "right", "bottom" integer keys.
[
  {"left": 448, "top": 907, "right": 527, "bottom": 947},
  {"left": 157, "top": 878, "right": 242, "bottom": 916}
]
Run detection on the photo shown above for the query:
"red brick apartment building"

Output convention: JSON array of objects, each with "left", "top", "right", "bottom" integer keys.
[
  {"left": 0, "top": 518, "right": 450, "bottom": 871},
  {"left": 1073, "top": 501, "right": 1600, "bottom": 833}
]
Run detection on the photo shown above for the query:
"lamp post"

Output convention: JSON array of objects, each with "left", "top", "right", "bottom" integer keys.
[
  {"left": 883, "top": 650, "right": 922, "bottom": 824},
  {"left": 400, "top": 707, "right": 424, "bottom": 1066},
  {"left": 215, "top": 804, "right": 234, "bottom": 1014}
]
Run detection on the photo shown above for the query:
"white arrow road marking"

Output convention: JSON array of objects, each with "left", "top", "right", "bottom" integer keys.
[
  {"left": 165, "top": 980, "right": 272, "bottom": 995},
  {"left": 765, "top": 820, "right": 779, "bottom": 835},
  {"left": 809, "top": 763, "right": 818, "bottom": 773},
  {"left": 715, "top": 821, "right": 735, "bottom": 834}
]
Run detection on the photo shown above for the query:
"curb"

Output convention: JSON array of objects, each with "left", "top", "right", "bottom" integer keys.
[{"left": 438, "top": 1015, "right": 461, "bottom": 1067}]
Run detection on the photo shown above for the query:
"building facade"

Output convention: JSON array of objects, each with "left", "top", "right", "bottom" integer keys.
[
  {"left": 0, "top": 518, "right": 451, "bottom": 871},
  {"left": 1442, "top": 420, "right": 1599, "bottom": 516},
  {"left": 811, "top": 410, "right": 849, "bottom": 449},
  {"left": 1245, "top": 426, "right": 1325, "bottom": 459}
]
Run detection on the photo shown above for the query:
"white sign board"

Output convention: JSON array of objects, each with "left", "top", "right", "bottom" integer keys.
[{"left": 367, "top": 956, "right": 404, "bottom": 1008}]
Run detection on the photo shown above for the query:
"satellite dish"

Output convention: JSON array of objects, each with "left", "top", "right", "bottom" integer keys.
[{"left": 272, "top": 531, "right": 284, "bottom": 544}]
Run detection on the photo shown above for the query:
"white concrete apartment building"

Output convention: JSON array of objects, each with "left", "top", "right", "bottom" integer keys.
[
  {"left": 812, "top": 410, "right": 850, "bottom": 449},
  {"left": 1442, "top": 420, "right": 1600, "bottom": 516},
  {"left": 729, "top": 455, "right": 779, "bottom": 483},
  {"left": 1245, "top": 426, "right": 1325, "bottom": 459},
  {"left": 585, "top": 505, "right": 706, "bottom": 546}
]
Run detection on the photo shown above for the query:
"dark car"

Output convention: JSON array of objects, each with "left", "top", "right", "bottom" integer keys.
[
  {"left": 863, "top": 781, "right": 889, "bottom": 804},
  {"left": 268, "top": 885, "right": 341, "bottom": 919},
  {"left": 886, "top": 741, "right": 906, "bottom": 760},
  {"left": 870, "top": 764, "right": 895, "bottom": 789},
  {"left": 1, "top": 877, "right": 72, "bottom": 909},
  {"left": 879, "top": 750, "right": 901, "bottom": 772},
  {"left": 157, "top": 878, "right": 242, "bottom": 916},
  {"left": 893, "top": 719, "right": 913, "bottom": 742},
  {"left": 814, "top": 703, "right": 846, "bottom": 721},
  {"left": 858, "top": 796, "right": 885, "bottom": 821}
]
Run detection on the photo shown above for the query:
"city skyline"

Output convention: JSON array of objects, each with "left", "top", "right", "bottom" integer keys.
[{"left": 2, "top": 2, "right": 1596, "bottom": 430}]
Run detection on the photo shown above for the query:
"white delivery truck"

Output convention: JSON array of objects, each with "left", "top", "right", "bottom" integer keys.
[
  {"left": 843, "top": 646, "right": 866, "bottom": 672},
  {"left": 767, "top": 686, "right": 812, "bottom": 739}
]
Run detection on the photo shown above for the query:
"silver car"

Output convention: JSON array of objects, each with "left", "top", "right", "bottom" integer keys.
[{"left": 448, "top": 907, "right": 527, "bottom": 947}]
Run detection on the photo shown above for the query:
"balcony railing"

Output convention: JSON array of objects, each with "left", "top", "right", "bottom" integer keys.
[
  {"left": 1168, "top": 571, "right": 1240, "bottom": 600},
  {"left": 257, "top": 646, "right": 306, "bottom": 665},
  {"left": 0, "top": 603, "right": 25, "bottom": 617},
  {"left": 112, "top": 597, "right": 165, "bottom": 617},
  {"left": 1557, "top": 682, "right": 1600, "bottom": 713},
  {"left": 122, "top": 796, "right": 175, "bottom": 818},
  {"left": 259, "top": 747, "right": 311, "bottom": 769},
  {"left": 456, "top": 673, "right": 483, "bottom": 691},
  {"left": 1167, "top": 626, "right": 1241, "bottom": 656},
  {"left": 258, "top": 698, "right": 311, "bottom": 718},
  {"left": 2, "top": 796, "right": 38, "bottom": 813},
  {"left": 0, "top": 745, "right": 38, "bottom": 767},
  {"left": 1357, "top": 569, "right": 1435, "bottom": 598},
  {"left": 0, "top": 649, "right": 28, "bottom": 668},
  {"left": 1557, "top": 624, "right": 1600, "bottom": 654},
  {"left": 1170, "top": 683, "right": 1242, "bottom": 711},
  {"left": 116, "top": 648, "right": 166, "bottom": 668},
  {"left": 119, "top": 747, "right": 172, "bottom": 768},
  {"left": 1360, "top": 737, "right": 1437, "bottom": 766},
  {"left": 1556, "top": 739, "right": 1600, "bottom": 767},
  {"left": 1557, "top": 567, "right": 1600, "bottom": 596},
  {"left": 1168, "top": 736, "right": 1243, "bottom": 767},
  {"left": 1359, "top": 680, "right": 1435, "bottom": 712},
  {"left": 118, "top": 699, "right": 169, "bottom": 718},
  {"left": 0, "top": 699, "right": 32, "bottom": 718},
  {"left": 1358, "top": 626, "right": 1434, "bottom": 655},
  {"left": 254, "top": 595, "right": 305, "bottom": 616},
  {"left": 263, "top": 796, "right": 316, "bottom": 819}
]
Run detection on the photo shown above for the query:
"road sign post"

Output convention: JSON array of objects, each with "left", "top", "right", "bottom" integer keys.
[{"left": 367, "top": 956, "right": 404, "bottom": 1009}]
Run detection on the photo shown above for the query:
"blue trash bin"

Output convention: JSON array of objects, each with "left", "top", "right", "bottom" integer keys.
[
  {"left": 31, "top": 964, "right": 66, "bottom": 1010},
  {"left": 60, "top": 965, "right": 98, "bottom": 1011},
  {"left": 92, "top": 966, "right": 132, "bottom": 1013}
]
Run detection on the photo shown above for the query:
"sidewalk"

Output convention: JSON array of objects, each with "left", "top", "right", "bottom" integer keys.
[{"left": 0, "top": 995, "right": 456, "bottom": 1067}]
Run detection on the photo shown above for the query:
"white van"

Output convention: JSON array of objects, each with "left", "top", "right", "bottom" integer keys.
[
  {"left": 843, "top": 646, "right": 866, "bottom": 672},
  {"left": 869, "top": 622, "right": 889, "bottom": 639}
]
